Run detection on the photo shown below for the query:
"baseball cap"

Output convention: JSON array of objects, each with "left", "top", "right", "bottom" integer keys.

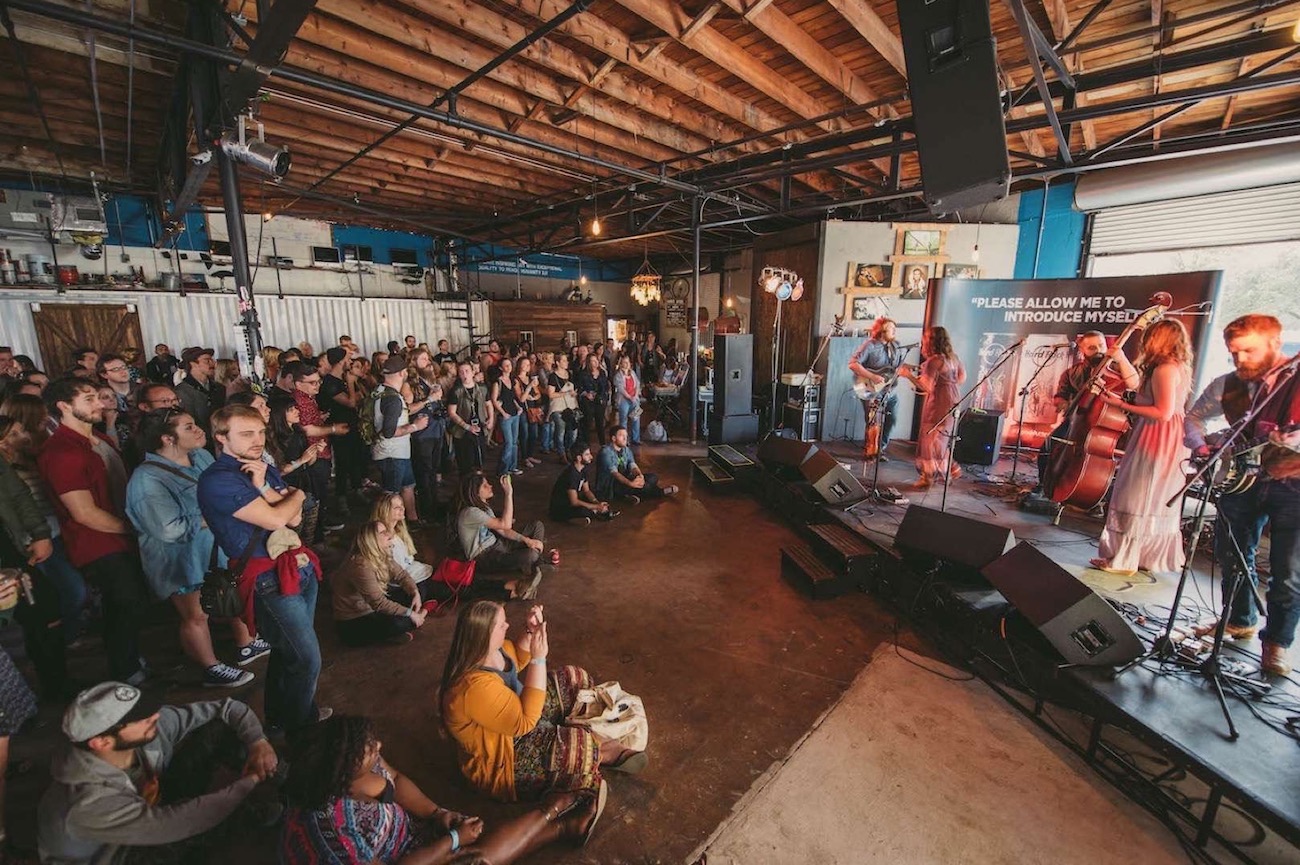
[
  {"left": 62, "top": 682, "right": 163, "bottom": 743},
  {"left": 180, "top": 346, "right": 214, "bottom": 364},
  {"left": 381, "top": 355, "right": 408, "bottom": 375}
]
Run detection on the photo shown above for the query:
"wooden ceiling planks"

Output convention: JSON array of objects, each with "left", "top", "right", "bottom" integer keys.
[{"left": 2, "top": 0, "right": 1299, "bottom": 258}]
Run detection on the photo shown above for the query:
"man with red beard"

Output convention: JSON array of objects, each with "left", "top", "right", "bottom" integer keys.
[{"left": 1185, "top": 314, "right": 1300, "bottom": 675}]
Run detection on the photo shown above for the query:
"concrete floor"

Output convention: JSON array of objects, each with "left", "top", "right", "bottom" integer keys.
[{"left": 7, "top": 433, "right": 1294, "bottom": 862}]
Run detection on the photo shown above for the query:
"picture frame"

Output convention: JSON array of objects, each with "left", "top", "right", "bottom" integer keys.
[
  {"left": 518, "top": 330, "right": 534, "bottom": 347},
  {"left": 900, "top": 263, "right": 932, "bottom": 300},
  {"left": 902, "top": 230, "right": 942, "bottom": 256},
  {"left": 564, "top": 329, "right": 578, "bottom": 347},
  {"left": 849, "top": 262, "right": 892, "bottom": 289},
  {"left": 944, "top": 263, "right": 980, "bottom": 280},
  {"left": 850, "top": 297, "right": 876, "bottom": 321}
]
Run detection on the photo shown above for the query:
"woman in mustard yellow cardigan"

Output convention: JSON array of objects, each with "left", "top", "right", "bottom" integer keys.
[{"left": 440, "top": 601, "right": 645, "bottom": 808}]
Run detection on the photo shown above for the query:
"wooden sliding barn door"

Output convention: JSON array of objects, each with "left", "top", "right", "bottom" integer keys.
[{"left": 30, "top": 303, "right": 144, "bottom": 374}]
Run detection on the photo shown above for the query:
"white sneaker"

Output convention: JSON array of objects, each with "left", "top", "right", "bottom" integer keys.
[{"left": 204, "top": 663, "right": 254, "bottom": 688}]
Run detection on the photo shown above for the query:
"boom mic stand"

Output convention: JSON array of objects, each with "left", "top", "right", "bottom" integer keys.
[
  {"left": 1003, "top": 343, "right": 1066, "bottom": 487},
  {"left": 1126, "top": 352, "right": 1300, "bottom": 740},
  {"left": 928, "top": 339, "right": 1025, "bottom": 513}
]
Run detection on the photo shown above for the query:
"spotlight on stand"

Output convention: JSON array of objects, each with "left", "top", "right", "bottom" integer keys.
[
  {"left": 220, "top": 117, "right": 291, "bottom": 179},
  {"left": 758, "top": 266, "right": 801, "bottom": 298}
]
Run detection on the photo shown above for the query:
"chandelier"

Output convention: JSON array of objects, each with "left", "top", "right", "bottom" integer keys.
[
  {"left": 758, "top": 265, "right": 804, "bottom": 301},
  {"left": 629, "top": 253, "right": 662, "bottom": 306}
]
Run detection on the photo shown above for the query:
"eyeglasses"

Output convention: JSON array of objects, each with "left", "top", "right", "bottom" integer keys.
[{"left": 102, "top": 365, "right": 128, "bottom": 373}]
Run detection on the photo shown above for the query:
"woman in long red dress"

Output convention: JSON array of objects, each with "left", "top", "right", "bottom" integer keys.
[
  {"left": 1091, "top": 319, "right": 1194, "bottom": 576},
  {"left": 902, "top": 326, "right": 966, "bottom": 489}
]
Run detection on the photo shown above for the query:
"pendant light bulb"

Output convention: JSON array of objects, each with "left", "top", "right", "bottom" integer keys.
[
  {"left": 590, "top": 217, "right": 602, "bottom": 236},
  {"left": 972, "top": 243, "right": 981, "bottom": 263}
]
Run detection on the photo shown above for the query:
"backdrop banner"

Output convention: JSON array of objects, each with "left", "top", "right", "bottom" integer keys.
[{"left": 925, "top": 272, "right": 1222, "bottom": 444}]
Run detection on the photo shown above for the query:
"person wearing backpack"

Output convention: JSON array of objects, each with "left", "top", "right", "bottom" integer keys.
[{"left": 369, "top": 356, "right": 429, "bottom": 526}]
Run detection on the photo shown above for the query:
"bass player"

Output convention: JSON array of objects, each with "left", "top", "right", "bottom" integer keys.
[
  {"left": 847, "top": 317, "right": 910, "bottom": 461},
  {"left": 1184, "top": 314, "right": 1300, "bottom": 676},
  {"left": 1033, "top": 330, "right": 1139, "bottom": 497}
]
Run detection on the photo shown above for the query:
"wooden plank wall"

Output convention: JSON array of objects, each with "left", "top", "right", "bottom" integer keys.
[
  {"left": 489, "top": 300, "right": 608, "bottom": 351},
  {"left": 750, "top": 224, "right": 821, "bottom": 395}
]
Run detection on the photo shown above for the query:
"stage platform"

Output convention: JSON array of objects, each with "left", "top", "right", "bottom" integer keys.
[{"left": 736, "top": 434, "right": 1300, "bottom": 862}]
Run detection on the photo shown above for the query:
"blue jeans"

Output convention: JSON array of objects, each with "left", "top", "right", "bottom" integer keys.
[
  {"left": 550, "top": 412, "right": 576, "bottom": 454},
  {"left": 253, "top": 564, "right": 321, "bottom": 730},
  {"left": 617, "top": 397, "right": 641, "bottom": 444},
  {"left": 36, "top": 536, "right": 87, "bottom": 643},
  {"left": 540, "top": 417, "right": 553, "bottom": 453},
  {"left": 1216, "top": 477, "right": 1300, "bottom": 648},
  {"left": 498, "top": 413, "right": 520, "bottom": 473},
  {"left": 861, "top": 391, "right": 900, "bottom": 447},
  {"left": 519, "top": 416, "right": 539, "bottom": 460}
]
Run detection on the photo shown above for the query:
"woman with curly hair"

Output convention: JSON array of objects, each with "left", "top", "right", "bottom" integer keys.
[
  {"left": 441, "top": 600, "right": 643, "bottom": 807},
  {"left": 1091, "top": 318, "right": 1194, "bottom": 576},
  {"left": 900, "top": 326, "right": 965, "bottom": 489},
  {"left": 281, "top": 714, "right": 602, "bottom": 863}
]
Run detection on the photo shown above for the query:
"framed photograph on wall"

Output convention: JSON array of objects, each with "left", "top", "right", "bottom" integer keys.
[
  {"left": 900, "top": 263, "right": 932, "bottom": 299},
  {"left": 849, "top": 262, "right": 893, "bottom": 291},
  {"left": 944, "top": 263, "right": 980, "bottom": 279},
  {"left": 902, "top": 230, "right": 942, "bottom": 256},
  {"left": 850, "top": 297, "right": 876, "bottom": 321},
  {"left": 565, "top": 329, "right": 578, "bottom": 347},
  {"left": 518, "top": 330, "right": 534, "bottom": 347}
]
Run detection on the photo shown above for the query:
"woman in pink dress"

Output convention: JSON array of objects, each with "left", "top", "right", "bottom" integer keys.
[
  {"left": 902, "top": 326, "right": 966, "bottom": 489},
  {"left": 1091, "top": 319, "right": 1194, "bottom": 576}
]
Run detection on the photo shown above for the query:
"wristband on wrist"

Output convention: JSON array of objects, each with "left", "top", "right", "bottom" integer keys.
[
  {"left": 258, "top": 482, "right": 272, "bottom": 494},
  {"left": 449, "top": 828, "right": 460, "bottom": 852},
  {"left": 529, "top": 657, "right": 546, "bottom": 666}
]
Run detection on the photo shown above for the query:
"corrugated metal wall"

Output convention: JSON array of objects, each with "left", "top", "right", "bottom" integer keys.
[
  {"left": 0, "top": 289, "right": 489, "bottom": 370},
  {"left": 1088, "top": 183, "right": 1300, "bottom": 256}
]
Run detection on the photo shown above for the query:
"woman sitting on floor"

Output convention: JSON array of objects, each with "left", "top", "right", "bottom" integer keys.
[
  {"left": 372, "top": 493, "right": 434, "bottom": 584},
  {"left": 332, "top": 521, "right": 427, "bottom": 647},
  {"left": 454, "top": 471, "right": 546, "bottom": 600},
  {"left": 281, "top": 714, "right": 603, "bottom": 863},
  {"left": 440, "top": 600, "right": 644, "bottom": 808}
]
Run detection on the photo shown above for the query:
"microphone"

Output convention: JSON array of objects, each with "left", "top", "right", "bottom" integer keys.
[{"left": 897, "top": 341, "right": 921, "bottom": 350}]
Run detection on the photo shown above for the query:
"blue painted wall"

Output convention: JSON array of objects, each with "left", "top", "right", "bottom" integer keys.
[
  {"left": 330, "top": 224, "right": 438, "bottom": 267},
  {"left": 1014, "top": 181, "right": 1087, "bottom": 279}
]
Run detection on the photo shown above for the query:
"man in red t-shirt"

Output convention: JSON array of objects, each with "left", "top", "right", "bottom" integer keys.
[
  {"left": 287, "top": 361, "right": 350, "bottom": 536},
  {"left": 37, "top": 378, "right": 148, "bottom": 683}
]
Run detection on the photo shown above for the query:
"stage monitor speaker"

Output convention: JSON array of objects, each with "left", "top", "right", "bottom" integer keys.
[
  {"left": 758, "top": 434, "right": 815, "bottom": 480},
  {"left": 981, "top": 543, "right": 1143, "bottom": 667},
  {"left": 799, "top": 448, "right": 868, "bottom": 506},
  {"left": 894, "top": 505, "right": 1015, "bottom": 571},
  {"left": 712, "top": 333, "right": 754, "bottom": 418},
  {"left": 953, "top": 410, "right": 1005, "bottom": 467},
  {"left": 897, "top": 0, "right": 1010, "bottom": 213}
]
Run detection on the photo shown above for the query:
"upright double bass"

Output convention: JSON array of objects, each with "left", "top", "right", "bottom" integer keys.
[{"left": 1047, "top": 301, "right": 1168, "bottom": 509}]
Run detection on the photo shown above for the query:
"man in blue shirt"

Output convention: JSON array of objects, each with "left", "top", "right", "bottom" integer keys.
[
  {"left": 198, "top": 405, "right": 327, "bottom": 733},
  {"left": 595, "top": 426, "right": 678, "bottom": 503},
  {"left": 847, "top": 317, "right": 907, "bottom": 461}
]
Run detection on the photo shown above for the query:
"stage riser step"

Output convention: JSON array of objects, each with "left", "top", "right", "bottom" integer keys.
[
  {"left": 805, "top": 523, "right": 877, "bottom": 587},
  {"left": 692, "top": 458, "right": 735, "bottom": 485},
  {"left": 781, "top": 542, "right": 849, "bottom": 600}
]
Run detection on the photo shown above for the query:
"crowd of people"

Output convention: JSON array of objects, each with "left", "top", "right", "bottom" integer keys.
[{"left": 0, "top": 329, "right": 674, "bottom": 862}]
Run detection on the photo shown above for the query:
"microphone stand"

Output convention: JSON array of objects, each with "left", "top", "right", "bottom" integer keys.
[
  {"left": 928, "top": 339, "right": 1025, "bottom": 513},
  {"left": 1125, "top": 352, "right": 1300, "bottom": 740},
  {"left": 1004, "top": 344, "right": 1066, "bottom": 487}
]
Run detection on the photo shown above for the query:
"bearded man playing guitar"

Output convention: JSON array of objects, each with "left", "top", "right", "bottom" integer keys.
[
  {"left": 1184, "top": 314, "right": 1300, "bottom": 676},
  {"left": 1034, "top": 330, "right": 1140, "bottom": 495},
  {"left": 847, "top": 318, "right": 910, "bottom": 461}
]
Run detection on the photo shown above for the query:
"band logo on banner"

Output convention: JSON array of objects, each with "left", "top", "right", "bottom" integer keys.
[{"left": 926, "top": 272, "right": 1221, "bottom": 445}]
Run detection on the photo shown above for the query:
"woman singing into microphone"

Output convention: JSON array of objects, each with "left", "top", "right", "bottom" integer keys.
[{"left": 900, "top": 326, "right": 965, "bottom": 489}]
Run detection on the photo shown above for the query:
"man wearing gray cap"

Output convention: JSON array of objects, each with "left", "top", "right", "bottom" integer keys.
[{"left": 37, "top": 681, "right": 278, "bottom": 864}]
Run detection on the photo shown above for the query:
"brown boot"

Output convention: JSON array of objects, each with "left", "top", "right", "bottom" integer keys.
[
  {"left": 1262, "top": 641, "right": 1291, "bottom": 676},
  {"left": 1191, "top": 621, "right": 1258, "bottom": 641}
]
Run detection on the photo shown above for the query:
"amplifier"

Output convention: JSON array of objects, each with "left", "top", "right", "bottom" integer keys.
[{"left": 778, "top": 382, "right": 821, "bottom": 409}]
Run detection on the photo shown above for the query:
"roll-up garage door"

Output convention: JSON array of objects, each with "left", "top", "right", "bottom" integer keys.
[{"left": 1087, "top": 182, "right": 1300, "bottom": 257}]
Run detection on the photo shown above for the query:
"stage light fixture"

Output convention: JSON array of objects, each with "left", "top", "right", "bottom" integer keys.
[
  {"left": 220, "top": 117, "right": 290, "bottom": 179},
  {"left": 758, "top": 266, "right": 801, "bottom": 298}
]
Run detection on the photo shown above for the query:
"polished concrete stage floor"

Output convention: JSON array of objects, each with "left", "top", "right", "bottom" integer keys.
[{"left": 6, "top": 436, "right": 1294, "bottom": 863}]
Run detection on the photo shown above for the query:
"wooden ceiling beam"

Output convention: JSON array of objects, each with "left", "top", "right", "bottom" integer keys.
[
  {"left": 611, "top": 0, "right": 843, "bottom": 130},
  {"left": 255, "top": 6, "right": 704, "bottom": 162},
  {"left": 1037, "top": 0, "right": 1098, "bottom": 150},
  {"left": 825, "top": 0, "right": 906, "bottom": 79},
  {"left": 309, "top": 0, "right": 736, "bottom": 157},
  {"left": 1221, "top": 55, "right": 1255, "bottom": 130},
  {"left": 718, "top": 0, "right": 898, "bottom": 113},
  {"left": 999, "top": 69, "right": 1048, "bottom": 159}
]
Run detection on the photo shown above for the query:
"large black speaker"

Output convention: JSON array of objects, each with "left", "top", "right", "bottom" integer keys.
[
  {"left": 799, "top": 449, "right": 868, "bottom": 506},
  {"left": 758, "top": 434, "right": 815, "bottom": 479},
  {"left": 897, "top": 0, "right": 1010, "bottom": 213},
  {"left": 894, "top": 505, "right": 1015, "bottom": 572},
  {"left": 981, "top": 543, "right": 1143, "bottom": 666},
  {"left": 953, "top": 410, "right": 1005, "bottom": 467},
  {"left": 708, "top": 412, "right": 760, "bottom": 445},
  {"left": 712, "top": 334, "right": 753, "bottom": 418}
]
